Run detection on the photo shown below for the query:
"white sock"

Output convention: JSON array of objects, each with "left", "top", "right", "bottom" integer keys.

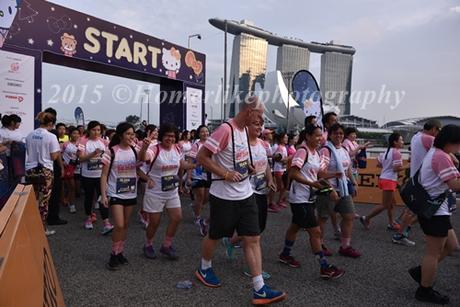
[
  {"left": 201, "top": 258, "right": 212, "bottom": 270},
  {"left": 252, "top": 275, "right": 264, "bottom": 291}
]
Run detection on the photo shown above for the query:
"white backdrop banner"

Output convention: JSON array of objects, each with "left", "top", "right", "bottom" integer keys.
[
  {"left": 185, "top": 87, "right": 202, "bottom": 131},
  {"left": 0, "top": 49, "right": 35, "bottom": 136}
]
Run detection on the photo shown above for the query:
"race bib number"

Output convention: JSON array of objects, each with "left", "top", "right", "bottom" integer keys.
[
  {"left": 161, "top": 175, "right": 179, "bottom": 191},
  {"left": 235, "top": 160, "right": 249, "bottom": 179},
  {"left": 116, "top": 177, "right": 136, "bottom": 194},
  {"left": 254, "top": 173, "right": 267, "bottom": 191},
  {"left": 87, "top": 158, "right": 102, "bottom": 171}
]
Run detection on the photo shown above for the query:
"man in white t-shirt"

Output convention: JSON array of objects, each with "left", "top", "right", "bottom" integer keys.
[{"left": 194, "top": 96, "right": 286, "bottom": 305}]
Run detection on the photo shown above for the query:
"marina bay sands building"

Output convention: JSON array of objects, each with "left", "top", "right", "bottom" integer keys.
[{"left": 209, "top": 18, "right": 356, "bottom": 121}]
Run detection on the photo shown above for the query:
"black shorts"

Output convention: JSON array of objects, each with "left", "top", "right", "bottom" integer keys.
[
  {"left": 109, "top": 197, "right": 137, "bottom": 207},
  {"left": 418, "top": 215, "right": 452, "bottom": 237},
  {"left": 192, "top": 179, "right": 211, "bottom": 189},
  {"left": 208, "top": 194, "right": 260, "bottom": 240},
  {"left": 290, "top": 202, "right": 318, "bottom": 229},
  {"left": 255, "top": 193, "right": 268, "bottom": 233}
]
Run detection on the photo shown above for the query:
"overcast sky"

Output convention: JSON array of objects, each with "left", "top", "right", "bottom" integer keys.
[{"left": 43, "top": 0, "right": 460, "bottom": 125}]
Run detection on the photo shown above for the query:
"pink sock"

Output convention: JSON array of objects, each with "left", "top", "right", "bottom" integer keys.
[
  {"left": 112, "top": 241, "right": 122, "bottom": 255},
  {"left": 341, "top": 237, "right": 351, "bottom": 248},
  {"left": 119, "top": 240, "right": 126, "bottom": 253},
  {"left": 145, "top": 237, "right": 153, "bottom": 247},
  {"left": 163, "top": 236, "right": 173, "bottom": 248}
]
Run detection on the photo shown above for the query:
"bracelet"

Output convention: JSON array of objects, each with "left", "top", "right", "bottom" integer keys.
[{"left": 224, "top": 171, "right": 229, "bottom": 180}]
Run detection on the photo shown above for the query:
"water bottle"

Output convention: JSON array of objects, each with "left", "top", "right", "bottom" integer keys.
[{"left": 176, "top": 280, "right": 193, "bottom": 289}]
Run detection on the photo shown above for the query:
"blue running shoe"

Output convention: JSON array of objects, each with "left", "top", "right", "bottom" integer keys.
[
  {"left": 195, "top": 267, "right": 221, "bottom": 288},
  {"left": 222, "top": 237, "right": 235, "bottom": 260},
  {"left": 252, "top": 285, "right": 287, "bottom": 305}
]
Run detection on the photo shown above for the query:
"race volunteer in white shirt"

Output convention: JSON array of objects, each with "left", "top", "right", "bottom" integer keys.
[
  {"left": 138, "top": 123, "right": 193, "bottom": 261},
  {"left": 101, "top": 122, "right": 144, "bottom": 271},
  {"left": 279, "top": 124, "right": 344, "bottom": 280},
  {"left": 25, "top": 112, "right": 61, "bottom": 232},
  {"left": 408, "top": 125, "right": 460, "bottom": 305},
  {"left": 194, "top": 96, "right": 286, "bottom": 306},
  {"left": 77, "top": 121, "right": 112, "bottom": 233}
]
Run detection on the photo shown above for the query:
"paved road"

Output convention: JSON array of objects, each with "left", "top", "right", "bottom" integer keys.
[{"left": 48, "top": 197, "right": 460, "bottom": 307}]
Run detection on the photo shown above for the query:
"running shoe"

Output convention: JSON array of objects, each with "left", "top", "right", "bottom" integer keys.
[
  {"left": 195, "top": 267, "right": 221, "bottom": 288},
  {"left": 408, "top": 266, "right": 421, "bottom": 284},
  {"left": 387, "top": 222, "right": 401, "bottom": 231},
  {"left": 392, "top": 234, "right": 415, "bottom": 247},
  {"left": 278, "top": 254, "right": 301, "bottom": 268},
  {"left": 322, "top": 244, "right": 333, "bottom": 257},
  {"left": 160, "top": 245, "right": 178, "bottom": 260},
  {"left": 101, "top": 223, "right": 114, "bottom": 235},
  {"left": 117, "top": 253, "right": 129, "bottom": 265},
  {"left": 415, "top": 287, "right": 449, "bottom": 305},
  {"left": 359, "top": 216, "right": 370, "bottom": 230},
  {"left": 45, "top": 228, "right": 56, "bottom": 236},
  {"left": 243, "top": 270, "right": 271, "bottom": 280},
  {"left": 69, "top": 204, "right": 76, "bottom": 214},
  {"left": 222, "top": 237, "right": 235, "bottom": 260},
  {"left": 143, "top": 245, "right": 156, "bottom": 259},
  {"left": 320, "top": 265, "right": 345, "bottom": 280},
  {"left": 84, "top": 218, "right": 93, "bottom": 230},
  {"left": 198, "top": 218, "right": 208, "bottom": 237},
  {"left": 91, "top": 212, "right": 97, "bottom": 223},
  {"left": 106, "top": 254, "right": 121, "bottom": 271},
  {"left": 252, "top": 285, "right": 287, "bottom": 305},
  {"left": 339, "top": 246, "right": 361, "bottom": 258},
  {"left": 268, "top": 203, "right": 280, "bottom": 213}
]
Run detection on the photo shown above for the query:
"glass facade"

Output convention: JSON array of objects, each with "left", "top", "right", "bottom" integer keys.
[
  {"left": 276, "top": 45, "right": 310, "bottom": 92},
  {"left": 227, "top": 33, "right": 268, "bottom": 118},
  {"left": 320, "top": 52, "right": 353, "bottom": 115}
]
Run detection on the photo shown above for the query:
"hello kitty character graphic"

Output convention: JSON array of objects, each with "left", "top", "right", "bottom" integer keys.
[
  {"left": 0, "top": 0, "right": 20, "bottom": 48},
  {"left": 60, "top": 32, "right": 77, "bottom": 57},
  {"left": 162, "top": 47, "right": 181, "bottom": 79}
]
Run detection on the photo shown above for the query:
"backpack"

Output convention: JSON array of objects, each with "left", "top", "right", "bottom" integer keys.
[
  {"left": 399, "top": 168, "right": 447, "bottom": 219},
  {"left": 212, "top": 122, "right": 252, "bottom": 181}
]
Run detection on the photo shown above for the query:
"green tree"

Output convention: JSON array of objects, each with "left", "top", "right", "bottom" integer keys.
[{"left": 125, "top": 115, "right": 140, "bottom": 125}]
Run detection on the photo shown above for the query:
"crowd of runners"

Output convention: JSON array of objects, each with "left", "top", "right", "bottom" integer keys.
[{"left": 1, "top": 96, "right": 459, "bottom": 305}]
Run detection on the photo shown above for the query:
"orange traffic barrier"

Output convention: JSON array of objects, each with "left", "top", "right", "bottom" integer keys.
[
  {"left": 354, "top": 158, "right": 408, "bottom": 205},
  {"left": 0, "top": 185, "right": 65, "bottom": 307}
]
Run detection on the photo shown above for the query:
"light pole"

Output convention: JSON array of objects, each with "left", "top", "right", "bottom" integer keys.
[
  {"left": 188, "top": 34, "right": 201, "bottom": 49},
  {"left": 223, "top": 20, "right": 228, "bottom": 123},
  {"left": 284, "top": 72, "right": 294, "bottom": 133},
  {"left": 144, "top": 89, "right": 150, "bottom": 124}
]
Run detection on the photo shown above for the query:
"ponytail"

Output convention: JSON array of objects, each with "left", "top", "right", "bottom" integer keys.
[
  {"left": 385, "top": 133, "right": 401, "bottom": 159},
  {"left": 36, "top": 112, "right": 56, "bottom": 126}
]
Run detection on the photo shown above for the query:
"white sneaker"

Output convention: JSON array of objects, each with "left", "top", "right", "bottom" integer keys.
[
  {"left": 101, "top": 223, "right": 114, "bottom": 235},
  {"left": 392, "top": 235, "right": 415, "bottom": 247},
  {"left": 84, "top": 219, "right": 93, "bottom": 230},
  {"left": 45, "top": 228, "right": 56, "bottom": 236},
  {"left": 69, "top": 204, "right": 76, "bottom": 213}
]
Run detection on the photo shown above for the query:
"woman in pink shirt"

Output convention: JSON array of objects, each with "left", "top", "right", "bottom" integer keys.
[
  {"left": 360, "top": 133, "right": 406, "bottom": 231},
  {"left": 408, "top": 125, "right": 460, "bottom": 305}
]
